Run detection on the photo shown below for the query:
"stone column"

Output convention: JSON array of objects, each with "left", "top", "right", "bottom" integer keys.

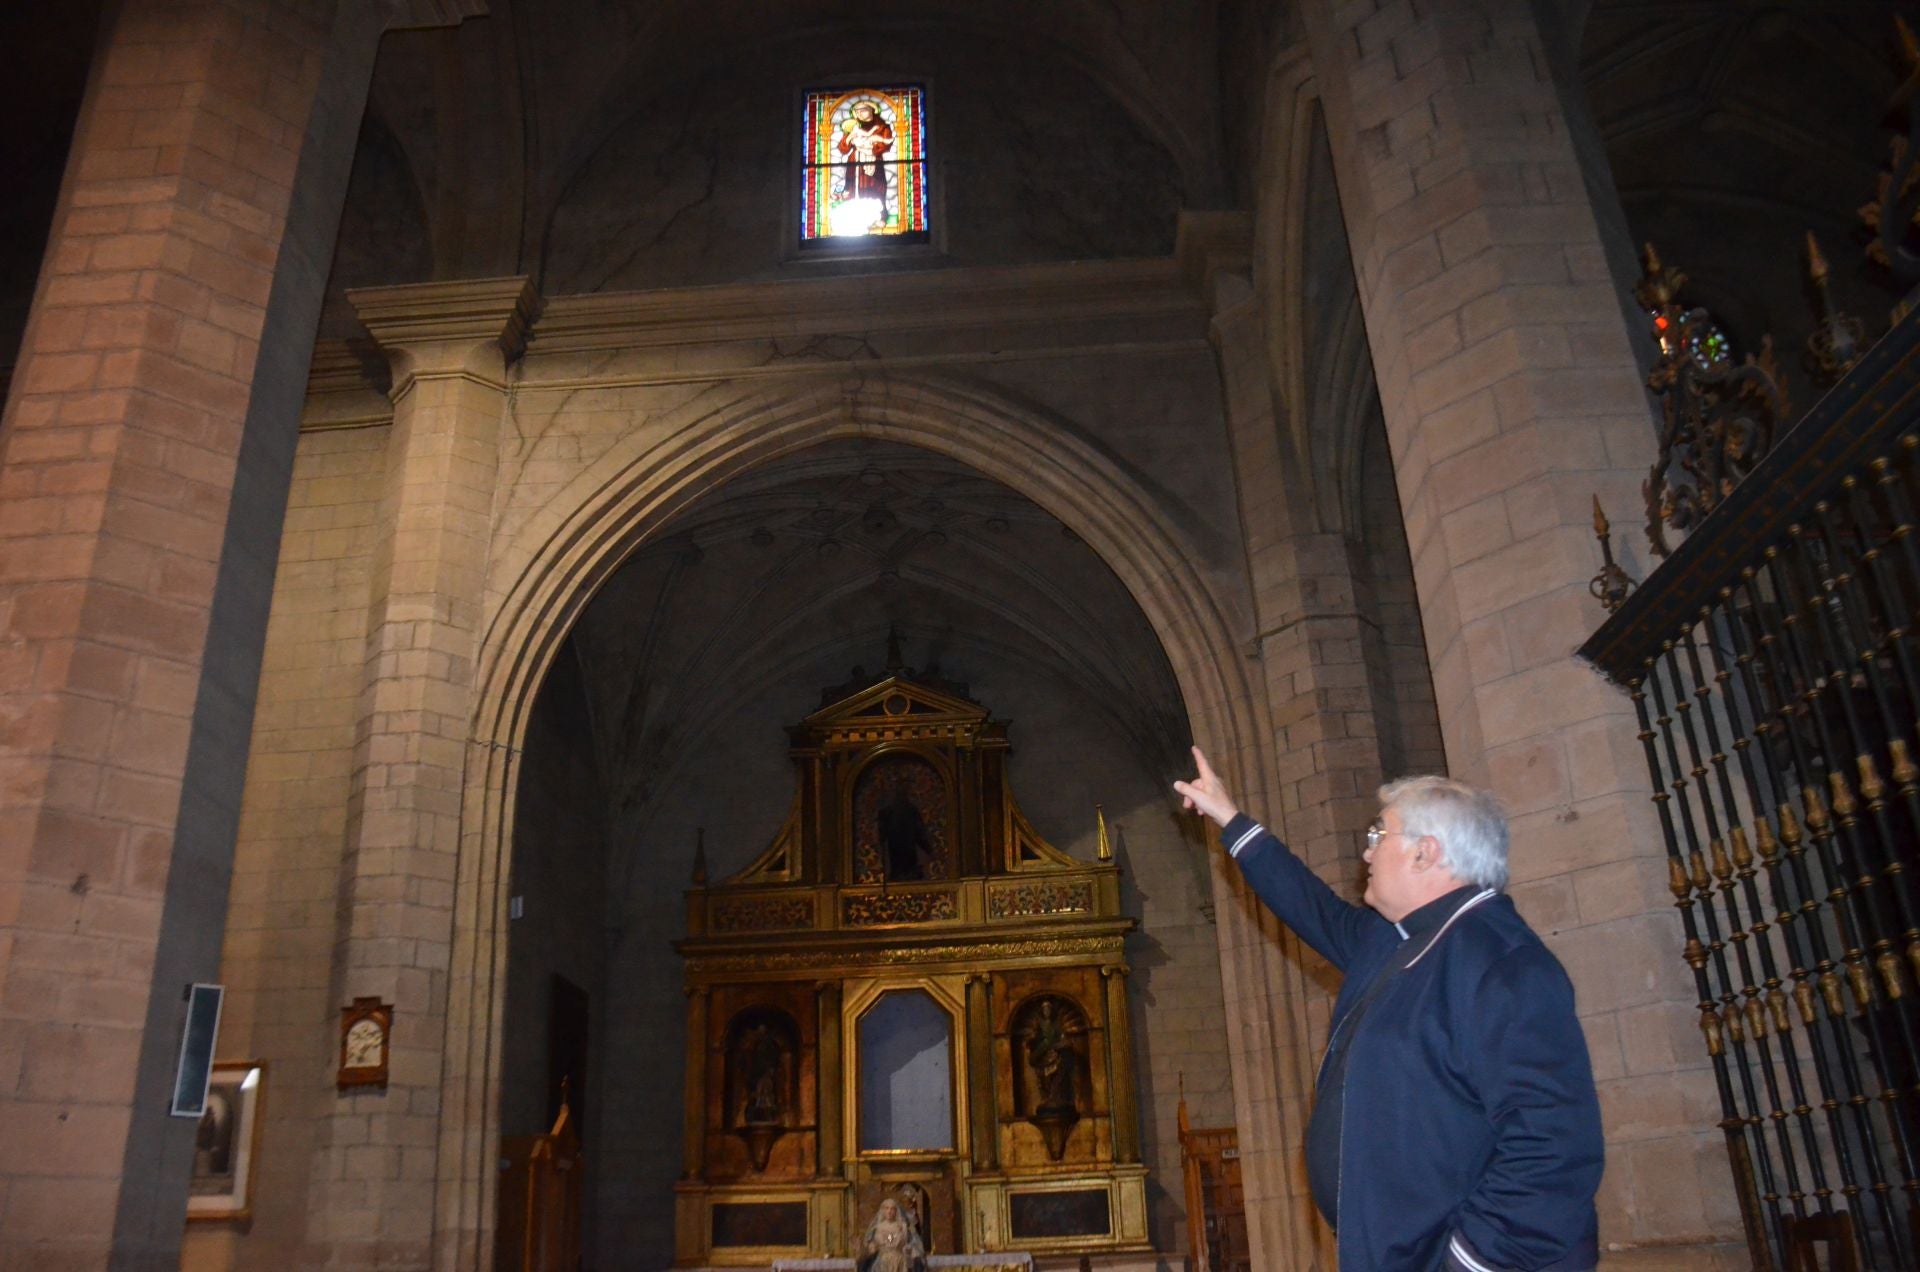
[
  {"left": 1184, "top": 214, "right": 1395, "bottom": 1266},
  {"left": 1296, "top": 0, "right": 1724, "bottom": 1256},
  {"left": 308, "top": 277, "right": 536, "bottom": 1265},
  {"left": 0, "top": 2, "right": 480, "bottom": 1265}
]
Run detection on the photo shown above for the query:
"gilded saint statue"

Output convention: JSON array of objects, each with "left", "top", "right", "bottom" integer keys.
[
  {"left": 1024, "top": 998, "right": 1077, "bottom": 1115},
  {"left": 740, "top": 1023, "right": 785, "bottom": 1125},
  {"left": 857, "top": 1197, "right": 927, "bottom": 1272}
]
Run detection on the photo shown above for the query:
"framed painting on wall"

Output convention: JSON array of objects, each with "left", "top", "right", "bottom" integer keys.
[{"left": 186, "top": 1060, "right": 265, "bottom": 1223}]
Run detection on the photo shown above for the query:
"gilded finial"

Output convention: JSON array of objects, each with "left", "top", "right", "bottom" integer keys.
[
  {"left": 692, "top": 828, "right": 708, "bottom": 887},
  {"left": 1589, "top": 495, "right": 1636, "bottom": 612},
  {"left": 1096, "top": 804, "right": 1113, "bottom": 862},
  {"left": 1804, "top": 231, "right": 1865, "bottom": 384},
  {"left": 1806, "top": 230, "right": 1830, "bottom": 285},
  {"left": 1635, "top": 241, "right": 1686, "bottom": 313}
]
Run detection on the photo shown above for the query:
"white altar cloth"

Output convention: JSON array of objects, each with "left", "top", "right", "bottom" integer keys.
[{"left": 772, "top": 1256, "right": 1033, "bottom": 1270}]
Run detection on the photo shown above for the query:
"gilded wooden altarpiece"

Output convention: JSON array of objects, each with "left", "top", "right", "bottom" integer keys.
[{"left": 674, "top": 670, "right": 1150, "bottom": 1266}]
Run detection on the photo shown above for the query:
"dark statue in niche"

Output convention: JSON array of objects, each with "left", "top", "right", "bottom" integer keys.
[
  {"left": 1025, "top": 999, "right": 1077, "bottom": 1114},
  {"left": 878, "top": 786, "right": 933, "bottom": 881},
  {"left": 741, "top": 1023, "right": 785, "bottom": 1124},
  {"left": 1014, "top": 995, "right": 1089, "bottom": 1161},
  {"left": 726, "top": 1008, "right": 799, "bottom": 1172},
  {"left": 852, "top": 753, "right": 950, "bottom": 883}
]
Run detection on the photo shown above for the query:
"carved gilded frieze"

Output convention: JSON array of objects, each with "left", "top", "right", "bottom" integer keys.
[
  {"left": 842, "top": 889, "right": 958, "bottom": 926},
  {"left": 712, "top": 895, "right": 816, "bottom": 933},
  {"left": 987, "top": 880, "right": 1093, "bottom": 919},
  {"left": 687, "top": 935, "right": 1122, "bottom": 976}
]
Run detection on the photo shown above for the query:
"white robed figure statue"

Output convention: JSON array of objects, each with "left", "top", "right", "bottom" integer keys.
[{"left": 856, "top": 1197, "right": 927, "bottom": 1272}]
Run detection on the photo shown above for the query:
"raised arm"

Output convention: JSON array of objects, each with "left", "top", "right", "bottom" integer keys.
[{"left": 1175, "top": 747, "right": 1381, "bottom": 971}]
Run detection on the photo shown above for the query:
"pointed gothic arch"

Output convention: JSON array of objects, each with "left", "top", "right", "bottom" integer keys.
[{"left": 428, "top": 371, "right": 1276, "bottom": 1261}]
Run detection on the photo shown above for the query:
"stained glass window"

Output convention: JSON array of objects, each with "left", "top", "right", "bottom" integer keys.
[{"left": 801, "top": 86, "right": 929, "bottom": 246}]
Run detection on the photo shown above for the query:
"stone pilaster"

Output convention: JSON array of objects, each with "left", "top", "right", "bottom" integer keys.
[
  {"left": 0, "top": 2, "right": 486, "bottom": 1264},
  {"left": 309, "top": 276, "right": 536, "bottom": 1265},
  {"left": 1189, "top": 214, "right": 1395, "bottom": 1266}
]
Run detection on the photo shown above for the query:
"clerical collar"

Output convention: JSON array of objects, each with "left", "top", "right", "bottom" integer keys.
[{"left": 1393, "top": 883, "right": 1487, "bottom": 941}]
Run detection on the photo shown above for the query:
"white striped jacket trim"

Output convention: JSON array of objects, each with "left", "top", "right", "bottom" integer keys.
[
  {"left": 1227, "top": 822, "right": 1264, "bottom": 858},
  {"left": 1403, "top": 888, "right": 1498, "bottom": 968},
  {"left": 1448, "top": 1233, "right": 1502, "bottom": 1272}
]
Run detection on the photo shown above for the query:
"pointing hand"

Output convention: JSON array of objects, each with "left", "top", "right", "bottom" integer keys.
[{"left": 1173, "top": 746, "right": 1240, "bottom": 829}]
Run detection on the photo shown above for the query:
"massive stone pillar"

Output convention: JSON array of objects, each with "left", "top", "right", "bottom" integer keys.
[
  {"left": 308, "top": 277, "right": 535, "bottom": 1267},
  {"left": 1294, "top": 0, "right": 1733, "bottom": 1258},
  {"left": 0, "top": 3, "right": 482, "bottom": 1266}
]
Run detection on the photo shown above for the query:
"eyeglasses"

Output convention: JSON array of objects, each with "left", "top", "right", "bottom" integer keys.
[{"left": 1365, "top": 822, "right": 1400, "bottom": 851}]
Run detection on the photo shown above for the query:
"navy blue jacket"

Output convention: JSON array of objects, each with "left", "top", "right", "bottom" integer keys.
[{"left": 1223, "top": 814, "right": 1603, "bottom": 1271}]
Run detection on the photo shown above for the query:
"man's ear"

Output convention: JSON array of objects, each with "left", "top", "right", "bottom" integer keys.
[{"left": 1411, "top": 835, "right": 1438, "bottom": 872}]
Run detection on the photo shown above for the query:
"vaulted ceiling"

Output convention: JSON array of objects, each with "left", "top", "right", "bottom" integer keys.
[
  {"left": 1580, "top": 0, "right": 1909, "bottom": 400},
  {"left": 560, "top": 438, "right": 1190, "bottom": 838}
]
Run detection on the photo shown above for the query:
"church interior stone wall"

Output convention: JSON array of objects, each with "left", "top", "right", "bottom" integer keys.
[{"left": 5, "top": 2, "right": 1914, "bottom": 1269}]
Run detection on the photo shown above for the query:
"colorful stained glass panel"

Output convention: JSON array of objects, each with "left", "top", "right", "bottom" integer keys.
[{"left": 801, "top": 85, "right": 928, "bottom": 243}]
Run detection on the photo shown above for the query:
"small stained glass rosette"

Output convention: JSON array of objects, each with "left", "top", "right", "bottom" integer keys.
[{"left": 801, "top": 85, "right": 928, "bottom": 244}]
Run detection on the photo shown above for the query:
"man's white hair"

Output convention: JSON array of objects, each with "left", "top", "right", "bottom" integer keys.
[{"left": 1378, "top": 775, "right": 1510, "bottom": 891}]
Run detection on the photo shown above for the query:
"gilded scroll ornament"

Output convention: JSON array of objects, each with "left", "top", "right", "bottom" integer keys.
[
  {"left": 988, "top": 880, "right": 1094, "bottom": 919},
  {"left": 843, "top": 889, "right": 958, "bottom": 926},
  {"left": 687, "top": 935, "right": 1122, "bottom": 975},
  {"left": 713, "top": 895, "right": 815, "bottom": 933}
]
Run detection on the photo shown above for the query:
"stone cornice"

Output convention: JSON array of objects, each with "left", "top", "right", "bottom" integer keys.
[
  {"left": 528, "top": 257, "right": 1206, "bottom": 356},
  {"left": 347, "top": 276, "right": 539, "bottom": 361},
  {"left": 1175, "top": 209, "right": 1255, "bottom": 312}
]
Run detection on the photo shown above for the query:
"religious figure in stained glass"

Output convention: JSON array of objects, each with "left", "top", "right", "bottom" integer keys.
[
  {"left": 802, "top": 86, "right": 928, "bottom": 244},
  {"left": 840, "top": 101, "right": 894, "bottom": 212}
]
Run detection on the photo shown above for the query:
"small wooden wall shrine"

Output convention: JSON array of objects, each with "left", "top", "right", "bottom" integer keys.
[{"left": 673, "top": 662, "right": 1149, "bottom": 1266}]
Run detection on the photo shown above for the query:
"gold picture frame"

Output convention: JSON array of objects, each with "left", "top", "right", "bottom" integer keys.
[{"left": 187, "top": 1060, "right": 265, "bottom": 1223}]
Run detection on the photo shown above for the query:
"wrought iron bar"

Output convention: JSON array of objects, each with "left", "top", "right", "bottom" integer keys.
[
  {"left": 1770, "top": 535, "right": 1920, "bottom": 1067},
  {"left": 1810, "top": 499, "right": 1920, "bottom": 962},
  {"left": 1646, "top": 651, "right": 1788, "bottom": 1264},
  {"left": 1704, "top": 604, "right": 1855, "bottom": 1220},
  {"left": 1676, "top": 629, "right": 1825, "bottom": 1222},
  {"left": 1632, "top": 669, "right": 1782, "bottom": 1268},
  {"left": 1721, "top": 586, "right": 1911, "bottom": 1263},
  {"left": 1735, "top": 576, "right": 1912, "bottom": 1252}
]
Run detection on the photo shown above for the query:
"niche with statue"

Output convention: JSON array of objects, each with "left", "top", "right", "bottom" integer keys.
[
  {"left": 725, "top": 1007, "right": 800, "bottom": 1173},
  {"left": 1011, "top": 995, "right": 1091, "bottom": 1161}
]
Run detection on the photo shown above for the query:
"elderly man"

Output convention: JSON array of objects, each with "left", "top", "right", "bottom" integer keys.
[{"left": 1175, "top": 748, "right": 1602, "bottom": 1272}]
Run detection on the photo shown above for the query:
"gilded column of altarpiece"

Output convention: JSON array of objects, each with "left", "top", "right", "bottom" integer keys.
[{"left": 673, "top": 669, "right": 1150, "bottom": 1266}]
